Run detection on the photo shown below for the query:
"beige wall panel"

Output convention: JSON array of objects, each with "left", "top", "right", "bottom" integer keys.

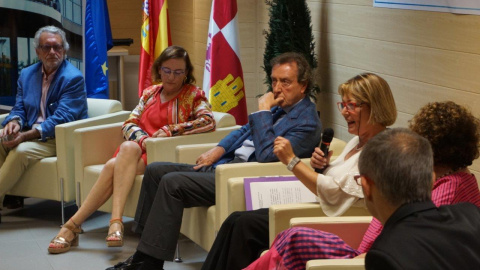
[
  {"left": 246, "top": 97, "right": 258, "bottom": 115},
  {"left": 391, "top": 111, "right": 412, "bottom": 128},
  {"left": 243, "top": 72, "right": 257, "bottom": 99},
  {"left": 239, "top": 23, "right": 256, "bottom": 48},
  {"left": 326, "top": 34, "right": 416, "bottom": 79},
  {"left": 416, "top": 48, "right": 480, "bottom": 94},
  {"left": 385, "top": 76, "right": 480, "bottom": 117},
  {"left": 257, "top": 23, "right": 268, "bottom": 50},
  {"left": 170, "top": 11, "right": 193, "bottom": 33},
  {"left": 111, "top": 28, "right": 141, "bottom": 55},
  {"left": 240, "top": 47, "right": 256, "bottom": 73},
  {"left": 107, "top": 0, "right": 142, "bottom": 55},
  {"left": 170, "top": 32, "right": 194, "bottom": 55},
  {"left": 194, "top": 41, "right": 207, "bottom": 67},
  {"left": 169, "top": 0, "right": 193, "bottom": 13},
  {"left": 323, "top": 63, "right": 480, "bottom": 116},
  {"left": 320, "top": 0, "right": 370, "bottom": 5},
  {"left": 306, "top": 1, "right": 322, "bottom": 33},
  {"left": 123, "top": 55, "right": 140, "bottom": 111},
  {"left": 194, "top": 19, "right": 209, "bottom": 43},
  {"left": 472, "top": 160, "right": 479, "bottom": 175},
  {"left": 194, "top": 64, "right": 205, "bottom": 88},
  {"left": 321, "top": 3, "right": 480, "bottom": 55},
  {"left": 194, "top": 0, "right": 212, "bottom": 20},
  {"left": 256, "top": 72, "right": 269, "bottom": 96},
  {"left": 238, "top": 0, "right": 256, "bottom": 23},
  {"left": 257, "top": 0, "right": 269, "bottom": 23}
]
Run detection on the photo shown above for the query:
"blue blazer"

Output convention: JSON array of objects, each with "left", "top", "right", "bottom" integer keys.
[
  {"left": 215, "top": 96, "right": 322, "bottom": 167},
  {"left": 3, "top": 60, "right": 88, "bottom": 141}
]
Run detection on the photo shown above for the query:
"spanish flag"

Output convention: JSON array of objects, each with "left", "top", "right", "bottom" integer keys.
[{"left": 139, "top": 0, "right": 172, "bottom": 97}]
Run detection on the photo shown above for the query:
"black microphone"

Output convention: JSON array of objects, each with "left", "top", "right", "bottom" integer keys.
[{"left": 315, "top": 128, "right": 334, "bottom": 173}]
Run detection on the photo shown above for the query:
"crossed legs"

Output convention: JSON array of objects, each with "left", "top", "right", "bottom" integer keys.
[{"left": 49, "top": 141, "right": 145, "bottom": 250}]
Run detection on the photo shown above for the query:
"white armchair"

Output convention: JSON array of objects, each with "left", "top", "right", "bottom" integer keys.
[
  {"left": 290, "top": 216, "right": 372, "bottom": 270},
  {"left": 0, "top": 98, "right": 130, "bottom": 223},
  {"left": 176, "top": 137, "right": 349, "bottom": 251},
  {"left": 74, "top": 111, "right": 240, "bottom": 217}
]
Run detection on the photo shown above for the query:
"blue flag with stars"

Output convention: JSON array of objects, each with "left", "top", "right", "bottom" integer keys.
[{"left": 84, "top": 0, "right": 113, "bottom": 99}]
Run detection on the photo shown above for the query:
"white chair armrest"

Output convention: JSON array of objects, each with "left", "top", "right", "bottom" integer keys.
[
  {"left": 306, "top": 258, "right": 365, "bottom": 270},
  {"left": 176, "top": 143, "right": 218, "bottom": 164},
  {"left": 56, "top": 111, "right": 129, "bottom": 184},
  {"left": 147, "top": 126, "right": 239, "bottom": 164},
  {"left": 269, "top": 203, "right": 324, "bottom": 245},
  {"left": 214, "top": 161, "right": 298, "bottom": 230},
  {"left": 74, "top": 122, "right": 125, "bottom": 185}
]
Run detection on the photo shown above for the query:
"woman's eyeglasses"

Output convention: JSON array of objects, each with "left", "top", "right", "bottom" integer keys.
[
  {"left": 337, "top": 101, "right": 363, "bottom": 112},
  {"left": 38, "top": 44, "right": 64, "bottom": 53},
  {"left": 160, "top": 67, "right": 185, "bottom": 77},
  {"left": 354, "top": 174, "right": 363, "bottom": 186}
]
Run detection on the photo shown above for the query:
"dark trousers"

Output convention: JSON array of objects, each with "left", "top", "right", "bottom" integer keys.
[
  {"left": 202, "top": 208, "right": 269, "bottom": 270},
  {"left": 133, "top": 162, "right": 216, "bottom": 261}
]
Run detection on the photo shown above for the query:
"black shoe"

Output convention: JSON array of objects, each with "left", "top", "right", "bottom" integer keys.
[
  {"left": 106, "top": 255, "right": 144, "bottom": 270},
  {"left": 3, "top": 195, "right": 24, "bottom": 209}
]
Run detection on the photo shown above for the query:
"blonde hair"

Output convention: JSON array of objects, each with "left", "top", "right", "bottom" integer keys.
[{"left": 338, "top": 73, "right": 397, "bottom": 126}]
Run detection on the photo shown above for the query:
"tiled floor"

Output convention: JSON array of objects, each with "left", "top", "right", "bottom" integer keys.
[{"left": 0, "top": 198, "right": 207, "bottom": 270}]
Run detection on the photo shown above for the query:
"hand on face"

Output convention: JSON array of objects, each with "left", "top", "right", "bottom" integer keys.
[
  {"left": 258, "top": 92, "right": 282, "bottom": 111},
  {"left": 270, "top": 62, "right": 306, "bottom": 109},
  {"left": 273, "top": 136, "right": 295, "bottom": 165}
]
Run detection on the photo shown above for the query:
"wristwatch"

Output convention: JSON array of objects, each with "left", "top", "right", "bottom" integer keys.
[{"left": 287, "top": 156, "right": 301, "bottom": 171}]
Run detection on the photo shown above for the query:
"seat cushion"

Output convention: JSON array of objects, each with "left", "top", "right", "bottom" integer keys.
[{"left": 8, "top": 157, "right": 60, "bottom": 200}]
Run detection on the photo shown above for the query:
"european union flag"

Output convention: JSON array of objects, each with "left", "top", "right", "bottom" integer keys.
[{"left": 84, "top": 0, "right": 113, "bottom": 99}]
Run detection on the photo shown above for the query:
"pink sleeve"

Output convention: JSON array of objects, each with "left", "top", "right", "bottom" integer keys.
[
  {"left": 357, "top": 217, "right": 383, "bottom": 253},
  {"left": 431, "top": 176, "right": 458, "bottom": 207}
]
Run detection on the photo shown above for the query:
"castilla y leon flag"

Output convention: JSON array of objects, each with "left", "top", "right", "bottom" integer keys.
[
  {"left": 203, "top": 0, "right": 248, "bottom": 125},
  {"left": 139, "top": 0, "right": 172, "bottom": 97}
]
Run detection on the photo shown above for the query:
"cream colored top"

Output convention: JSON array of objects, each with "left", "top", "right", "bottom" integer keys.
[{"left": 316, "top": 136, "right": 365, "bottom": 216}]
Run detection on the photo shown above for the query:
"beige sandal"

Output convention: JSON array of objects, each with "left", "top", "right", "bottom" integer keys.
[
  {"left": 106, "top": 218, "right": 124, "bottom": 247},
  {"left": 48, "top": 219, "right": 81, "bottom": 254}
]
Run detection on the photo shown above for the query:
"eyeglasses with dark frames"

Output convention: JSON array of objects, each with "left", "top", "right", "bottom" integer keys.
[
  {"left": 160, "top": 67, "right": 186, "bottom": 77},
  {"left": 354, "top": 174, "right": 363, "bottom": 186},
  {"left": 337, "top": 101, "right": 363, "bottom": 112},
  {"left": 38, "top": 44, "right": 64, "bottom": 53}
]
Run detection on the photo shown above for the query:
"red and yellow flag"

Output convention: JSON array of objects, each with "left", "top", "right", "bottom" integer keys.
[{"left": 139, "top": 0, "right": 172, "bottom": 97}]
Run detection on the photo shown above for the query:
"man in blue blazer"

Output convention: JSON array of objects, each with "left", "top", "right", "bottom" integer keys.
[
  {"left": 0, "top": 26, "right": 88, "bottom": 210},
  {"left": 108, "top": 52, "right": 322, "bottom": 270}
]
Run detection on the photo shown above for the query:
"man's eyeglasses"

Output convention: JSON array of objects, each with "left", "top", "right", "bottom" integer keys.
[
  {"left": 160, "top": 67, "right": 186, "bottom": 77},
  {"left": 38, "top": 44, "right": 64, "bottom": 53},
  {"left": 337, "top": 101, "right": 363, "bottom": 112},
  {"left": 354, "top": 174, "right": 363, "bottom": 186}
]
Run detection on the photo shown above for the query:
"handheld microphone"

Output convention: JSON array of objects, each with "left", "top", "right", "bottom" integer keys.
[{"left": 315, "top": 128, "right": 334, "bottom": 173}]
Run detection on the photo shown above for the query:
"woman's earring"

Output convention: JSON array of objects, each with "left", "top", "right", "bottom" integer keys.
[{"left": 183, "top": 76, "right": 187, "bottom": 84}]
